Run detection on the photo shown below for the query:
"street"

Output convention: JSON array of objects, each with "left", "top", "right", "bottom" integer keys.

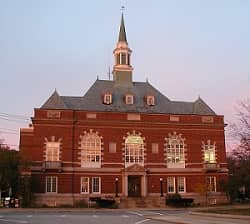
[{"left": 0, "top": 209, "right": 250, "bottom": 224}]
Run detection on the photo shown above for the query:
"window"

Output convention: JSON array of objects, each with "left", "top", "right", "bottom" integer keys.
[
  {"left": 116, "top": 54, "right": 120, "bottom": 65},
  {"left": 177, "top": 177, "right": 186, "bottom": 193},
  {"left": 206, "top": 176, "right": 216, "bottom": 192},
  {"left": 80, "top": 131, "right": 101, "bottom": 168},
  {"left": 104, "top": 94, "right": 112, "bottom": 105},
  {"left": 167, "top": 177, "right": 175, "bottom": 193},
  {"left": 81, "top": 177, "right": 89, "bottom": 193},
  {"left": 125, "top": 95, "right": 133, "bottom": 105},
  {"left": 121, "top": 53, "right": 126, "bottom": 64},
  {"left": 152, "top": 143, "right": 159, "bottom": 154},
  {"left": 165, "top": 133, "right": 185, "bottom": 168},
  {"left": 46, "top": 176, "right": 57, "bottom": 193},
  {"left": 203, "top": 142, "right": 216, "bottom": 163},
  {"left": 92, "top": 177, "right": 101, "bottom": 194},
  {"left": 147, "top": 96, "right": 155, "bottom": 106},
  {"left": 125, "top": 135, "right": 144, "bottom": 167},
  {"left": 46, "top": 142, "right": 60, "bottom": 161}
]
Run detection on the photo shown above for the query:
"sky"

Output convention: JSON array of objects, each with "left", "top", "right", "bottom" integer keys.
[{"left": 0, "top": 0, "right": 249, "bottom": 150}]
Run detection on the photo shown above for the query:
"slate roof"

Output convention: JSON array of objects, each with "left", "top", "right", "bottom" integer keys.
[{"left": 41, "top": 80, "right": 216, "bottom": 115}]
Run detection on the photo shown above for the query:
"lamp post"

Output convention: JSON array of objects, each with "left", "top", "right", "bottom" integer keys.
[
  {"left": 115, "top": 178, "right": 119, "bottom": 197},
  {"left": 160, "top": 178, "right": 163, "bottom": 197}
]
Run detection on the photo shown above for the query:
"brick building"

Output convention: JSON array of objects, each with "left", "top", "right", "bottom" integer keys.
[{"left": 20, "top": 14, "right": 228, "bottom": 207}]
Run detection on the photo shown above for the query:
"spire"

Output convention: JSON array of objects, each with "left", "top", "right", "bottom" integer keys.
[{"left": 118, "top": 13, "right": 127, "bottom": 42}]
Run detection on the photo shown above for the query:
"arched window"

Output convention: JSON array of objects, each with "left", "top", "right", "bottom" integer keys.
[
  {"left": 165, "top": 133, "right": 185, "bottom": 168},
  {"left": 80, "top": 131, "right": 101, "bottom": 168},
  {"left": 125, "top": 135, "right": 144, "bottom": 167}
]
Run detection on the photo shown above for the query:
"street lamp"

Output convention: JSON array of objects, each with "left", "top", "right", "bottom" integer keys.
[
  {"left": 115, "top": 178, "right": 119, "bottom": 197},
  {"left": 160, "top": 178, "right": 163, "bottom": 197}
]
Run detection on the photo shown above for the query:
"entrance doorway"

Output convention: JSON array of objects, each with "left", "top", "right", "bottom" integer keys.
[{"left": 128, "top": 176, "right": 141, "bottom": 197}]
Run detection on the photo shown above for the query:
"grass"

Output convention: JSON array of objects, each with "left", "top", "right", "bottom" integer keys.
[{"left": 201, "top": 208, "right": 250, "bottom": 216}]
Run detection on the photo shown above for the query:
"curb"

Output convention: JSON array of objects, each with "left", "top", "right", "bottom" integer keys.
[{"left": 190, "top": 211, "right": 250, "bottom": 220}]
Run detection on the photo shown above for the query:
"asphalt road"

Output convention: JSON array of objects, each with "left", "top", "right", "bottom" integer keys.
[{"left": 0, "top": 209, "right": 183, "bottom": 224}]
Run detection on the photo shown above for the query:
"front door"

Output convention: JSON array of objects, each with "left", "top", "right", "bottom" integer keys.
[{"left": 128, "top": 176, "right": 141, "bottom": 197}]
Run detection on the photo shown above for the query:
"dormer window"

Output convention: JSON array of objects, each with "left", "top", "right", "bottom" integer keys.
[
  {"left": 126, "top": 94, "right": 133, "bottom": 105},
  {"left": 104, "top": 93, "right": 112, "bottom": 105},
  {"left": 147, "top": 95, "right": 155, "bottom": 106}
]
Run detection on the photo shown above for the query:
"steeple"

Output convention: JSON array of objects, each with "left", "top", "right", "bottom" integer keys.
[
  {"left": 113, "top": 13, "right": 133, "bottom": 87},
  {"left": 118, "top": 13, "right": 127, "bottom": 42}
]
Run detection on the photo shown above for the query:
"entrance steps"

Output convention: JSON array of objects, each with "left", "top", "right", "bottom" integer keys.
[{"left": 119, "top": 196, "right": 166, "bottom": 208}]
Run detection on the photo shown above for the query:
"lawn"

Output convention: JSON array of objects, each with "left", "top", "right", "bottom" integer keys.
[{"left": 202, "top": 208, "right": 250, "bottom": 216}]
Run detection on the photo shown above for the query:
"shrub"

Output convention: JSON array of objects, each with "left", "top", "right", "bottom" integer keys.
[
  {"left": 96, "top": 199, "right": 117, "bottom": 208},
  {"left": 166, "top": 193, "right": 193, "bottom": 207}
]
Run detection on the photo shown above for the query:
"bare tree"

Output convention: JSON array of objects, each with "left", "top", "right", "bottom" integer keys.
[{"left": 228, "top": 99, "right": 250, "bottom": 200}]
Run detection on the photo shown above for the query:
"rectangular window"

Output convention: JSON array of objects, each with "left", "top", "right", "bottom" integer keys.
[
  {"left": 109, "top": 142, "right": 116, "bottom": 153},
  {"left": 104, "top": 94, "right": 112, "bottom": 105},
  {"left": 206, "top": 176, "right": 216, "bottom": 192},
  {"left": 121, "top": 53, "right": 126, "bottom": 64},
  {"left": 204, "top": 145, "right": 216, "bottom": 163},
  {"left": 92, "top": 177, "right": 101, "bottom": 194},
  {"left": 167, "top": 177, "right": 175, "bottom": 193},
  {"left": 152, "top": 143, "right": 159, "bottom": 154},
  {"left": 126, "top": 95, "right": 133, "bottom": 105},
  {"left": 46, "top": 142, "right": 60, "bottom": 161},
  {"left": 177, "top": 176, "right": 186, "bottom": 193},
  {"left": 81, "top": 177, "right": 89, "bottom": 193},
  {"left": 46, "top": 176, "right": 57, "bottom": 193}
]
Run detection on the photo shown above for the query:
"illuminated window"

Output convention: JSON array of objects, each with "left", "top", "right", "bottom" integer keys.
[
  {"left": 104, "top": 93, "right": 112, "bottom": 105},
  {"left": 126, "top": 95, "right": 133, "bottom": 105},
  {"left": 81, "top": 177, "right": 89, "bottom": 193},
  {"left": 80, "top": 131, "right": 101, "bottom": 168},
  {"left": 46, "top": 142, "right": 60, "bottom": 161},
  {"left": 206, "top": 176, "right": 216, "bottom": 192},
  {"left": 147, "top": 95, "right": 155, "bottom": 106},
  {"left": 125, "top": 135, "right": 144, "bottom": 167},
  {"left": 203, "top": 141, "right": 216, "bottom": 163},
  {"left": 165, "top": 133, "right": 185, "bottom": 168},
  {"left": 167, "top": 177, "right": 175, "bottom": 193},
  {"left": 46, "top": 176, "right": 57, "bottom": 193}
]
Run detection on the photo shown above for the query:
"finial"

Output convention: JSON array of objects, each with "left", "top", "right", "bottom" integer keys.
[
  {"left": 146, "top": 77, "right": 148, "bottom": 83},
  {"left": 97, "top": 75, "right": 99, "bottom": 80}
]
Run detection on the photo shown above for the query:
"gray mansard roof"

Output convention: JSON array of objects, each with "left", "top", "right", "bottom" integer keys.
[{"left": 41, "top": 79, "right": 216, "bottom": 115}]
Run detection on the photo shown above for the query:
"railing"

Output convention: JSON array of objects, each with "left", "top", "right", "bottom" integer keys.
[
  {"left": 203, "top": 163, "right": 220, "bottom": 172},
  {"left": 42, "top": 161, "right": 62, "bottom": 171}
]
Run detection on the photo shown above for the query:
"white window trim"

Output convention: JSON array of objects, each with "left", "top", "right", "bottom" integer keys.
[
  {"left": 92, "top": 177, "right": 101, "bottom": 194},
  {"left": 45, "top": 142, "right": 60, "bottom": 161},
  {"left": 124, "top": 135, "right": 144, "bottom": 168},
  {"left": 147, "top": 95, "right": 155, "bottom": 106},
  {"left": 177, "top": 176, "right": 186, "bottom": 193},
  {"left": 80, "top": 131, "right": 102, "bottom": 168},
  {"left": 207, "top": 176, "right": 216, "bottom": 192},
  {"left": 125, "top": 94, "right": 134, "bottom": 105},
  {"left": 104, "top": 93, "right": 112, "bottom": 105},
  {"left": 167, "top": 177, "right": 176, "bottom": 193},
  {"left": 45, "top": 176, "right": 58, "bottom": 193},
  {"left": 203, "top": 142, "right": 216, "bottom": 163},
  {"left": 80, "top": 177, "right": 89, "bottom": 194}
]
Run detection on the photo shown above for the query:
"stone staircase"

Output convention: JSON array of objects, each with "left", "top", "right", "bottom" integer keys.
[{"left": 119, "top": 196, "right": 166, "bottom": 208}]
